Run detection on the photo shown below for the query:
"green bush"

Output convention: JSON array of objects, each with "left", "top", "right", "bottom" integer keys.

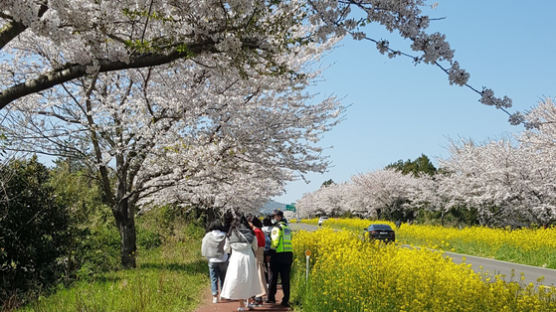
[
  {"left": 0, "top": 157, "right": 71, "bottom": 306},
  {"left": 137, "top": 228, "right": 162, "bottom": 250},
  {"left": 74, "top": 225, "right": 121, "bottom": 280}
]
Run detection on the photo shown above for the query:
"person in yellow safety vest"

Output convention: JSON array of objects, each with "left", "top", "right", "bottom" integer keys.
[
  {"left": 266, "top": 209, "right": 293, "bottom": 308},
  {"left": 270, "top": 219, "right": 293, "bottom": 253}
]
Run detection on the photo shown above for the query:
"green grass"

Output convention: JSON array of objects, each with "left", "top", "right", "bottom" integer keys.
[
  {"left": 397, "top": 234, "right": 556, "bottom": 269},
  {"left": 17, "top": 223, "right": 208, "bottom": 312}
]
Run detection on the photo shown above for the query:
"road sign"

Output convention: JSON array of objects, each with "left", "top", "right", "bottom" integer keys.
[{"left": 285, "top": 203, "right": 296, "bottom": 212}]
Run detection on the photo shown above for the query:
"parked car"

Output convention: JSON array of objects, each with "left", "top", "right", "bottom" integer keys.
[
  {"left": 364, "top": 224, "right": 395, "bottom": 243},
  {"left": 318, "top": 216, "right": 328, "bottom": 226}
]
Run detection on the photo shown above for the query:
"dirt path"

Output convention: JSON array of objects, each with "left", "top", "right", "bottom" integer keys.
[{"left": 195, "top": 287, "right": 292, "bottom": 312}]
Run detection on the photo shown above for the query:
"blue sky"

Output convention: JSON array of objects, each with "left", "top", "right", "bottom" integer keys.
[{"left": 273, "top": 1, "right": 556, "bottom": 204}]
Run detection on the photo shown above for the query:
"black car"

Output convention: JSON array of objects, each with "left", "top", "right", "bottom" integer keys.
[{"left": 364, "top": 224, "right": 395, "bottom": 243}]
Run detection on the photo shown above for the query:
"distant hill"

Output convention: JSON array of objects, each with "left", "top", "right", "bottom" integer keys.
[{"left": 260, "top": 200, "right": 287, "bottom": 215}]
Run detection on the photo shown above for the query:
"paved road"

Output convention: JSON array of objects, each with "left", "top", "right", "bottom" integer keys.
[
  {"left": 290, "top": 222, "right": 320, "bottom": 232},
  {"left": 289, "top": 222, "right": 556, "bottom": 287}
]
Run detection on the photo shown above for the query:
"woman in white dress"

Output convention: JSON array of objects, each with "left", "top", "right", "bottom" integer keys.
[{"left": 220, "top": 214, "right": 265, "bottom": 311}]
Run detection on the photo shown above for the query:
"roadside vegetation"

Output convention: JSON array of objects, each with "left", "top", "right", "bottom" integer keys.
[
  {"left": 1, "top": 157, "right": 207, "bottom": 312},
  {"left": 17, "top": 219, "right": 207, "bottom": 312},
  {"left": 302, "top": 218, "right": 556, "bottom": 269},
  {"left": 291, "top": 229, "right": 556, "bottom": 312}
]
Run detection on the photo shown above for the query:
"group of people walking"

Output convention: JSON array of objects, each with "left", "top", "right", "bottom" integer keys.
[{"left": 201, "top": 209, "right": 293, "bottom": 311}]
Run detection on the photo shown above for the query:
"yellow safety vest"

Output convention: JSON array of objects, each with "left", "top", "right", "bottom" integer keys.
[{"left": 271, "top": 222, "right": 293, "bottom": 253}]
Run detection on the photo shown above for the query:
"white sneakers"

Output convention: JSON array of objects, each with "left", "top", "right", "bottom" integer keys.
[{"left": 212, "top": 296, "right": 218, "bottom": 304}]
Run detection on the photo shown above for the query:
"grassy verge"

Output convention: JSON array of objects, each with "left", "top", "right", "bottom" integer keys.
[
  {"left": 17, "top": 222, "right": 208, "bottom": 312},
  {"left": 400, "top": 235, "right": 556, "bottom": 269},
  {"left": 302, "top": 218, "right": 556, "bottom": 269}
]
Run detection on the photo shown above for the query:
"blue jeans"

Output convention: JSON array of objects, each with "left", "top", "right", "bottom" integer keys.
[{"left": 208, "top": 261, "right": 228, "bottom": 296}]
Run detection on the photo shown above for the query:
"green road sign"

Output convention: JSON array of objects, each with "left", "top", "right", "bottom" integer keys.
[{"left": 285, "top": 204, "right": 296, "bottom": 212}]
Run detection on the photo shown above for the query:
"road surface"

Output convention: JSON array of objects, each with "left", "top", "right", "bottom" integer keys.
[{"left": 289, "top": 222, "right": 556, "bottom": 287}]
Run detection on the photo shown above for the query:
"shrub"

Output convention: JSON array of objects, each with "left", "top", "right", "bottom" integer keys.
[
  {"left": 74, "top": 224, "right": 121, "bottom": 280},
  {"left": 0, "top": 157, "right": 71, "bottom": 306}
]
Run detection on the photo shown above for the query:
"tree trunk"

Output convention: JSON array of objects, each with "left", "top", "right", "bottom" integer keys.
[{"left": 113, "top": 201, "right": 137, "bottom": 268}]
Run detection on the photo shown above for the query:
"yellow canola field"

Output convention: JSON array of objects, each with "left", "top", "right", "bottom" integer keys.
[
  {"left": 293, "top": 229, "right": 556, "bottom": 312},
  {"left": 302, "top": 218, "right": 556, "bottom": 268}
]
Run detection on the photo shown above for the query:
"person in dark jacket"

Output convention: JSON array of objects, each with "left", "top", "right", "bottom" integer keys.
[
  {"left": 266, "top": 210, "right": 293, "bottom": 307},
  {"left": 261, "top": 215, "right": 273, "bottom": 286}
]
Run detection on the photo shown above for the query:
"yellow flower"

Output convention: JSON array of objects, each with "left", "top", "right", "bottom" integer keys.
[{"left": 292, "top": 224, "right": 556, "bottom": 312}]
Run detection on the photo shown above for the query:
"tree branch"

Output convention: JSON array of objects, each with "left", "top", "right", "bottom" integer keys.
[
  {"left": 0, "top": 3, "right": 48, "bottom": 50},
  {"left": 0, "top": 20, "right": 26, "bottom": 50},
  {"left": 81, "top": 73, "right": 116, "bottom": 206},
  {"left": 35, "top": 110, "right": 82, "bottom": 124},
  {"left": 0, "top": 40, "right": 218, "bottom": 110}
]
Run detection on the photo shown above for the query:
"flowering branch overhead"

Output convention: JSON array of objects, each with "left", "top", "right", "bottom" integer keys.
[
  {"left": 308, "top": 0, "right": 523, "bottom": 125},
  {"left": 0, "top": 0, "right": 532, "bottom": 127}
]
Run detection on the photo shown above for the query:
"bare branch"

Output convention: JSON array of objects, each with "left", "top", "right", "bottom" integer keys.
[
  {"left": 35, "top": 110, "right": 82, "bottom": 124},
  {"left": 141, "top": 0, "right": 154, "bottom": 44}
]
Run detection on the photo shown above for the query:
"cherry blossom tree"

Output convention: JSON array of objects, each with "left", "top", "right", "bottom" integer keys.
[
  {"left": 521, "top": 98, "right": 556, "bottom": 152},
  {"left": 519, "top": 99, "right": 556, "bottom": 225},
  {"left": 0, "top": 0, "right": 519, "bottom": 123},
  {"left": 350, "top": 168, "right": 423, "bottom": 220},
  {"left": 298, "top": 98, "right": 556, "bottom": 226},
  {"left": 436, "top": 138, "right": 554, "bottom": 227},
  {"left": 297, "top": 168, "right": 425, "bottom": 220},
  {"left": 296, "top": 191, "right": 317, "bottom": 218},
  {"left": 0, "top": 0, "right": 325, "bottom": 109},
  {"left": 435, "top": 140, "right": 525, "bottom": 226},
  {"left": 296, "top": 182, "right": 351, "bottom": 217},
  {"left": 1, "top": 36, "right": 342, "bottom": 267},
  {"left": 429, "top": 100, "right": 556, "bottom": 227}
]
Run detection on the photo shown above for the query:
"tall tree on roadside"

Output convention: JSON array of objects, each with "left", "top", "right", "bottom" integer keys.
[
  {"left": 434, "top": 100, "right": 556, "bottom": 227},
  {"left": 297, "top": 99, "right": 556, "bottom": 227},
  {"left": 520, "top": 98, "right": 556, "bottom": 225},
  {"left": 351, "top": 169, "right": 422, "bottom": 220},
  {"left": 2, "top": 37, "right": 342, "bottom": 267}
]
